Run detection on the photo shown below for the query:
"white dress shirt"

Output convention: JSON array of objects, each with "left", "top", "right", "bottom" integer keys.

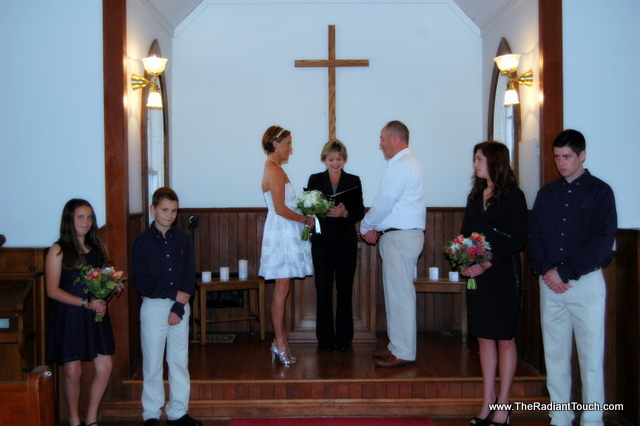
[{"left": 360, "top": 148, "right": 427, "bottom": 233}]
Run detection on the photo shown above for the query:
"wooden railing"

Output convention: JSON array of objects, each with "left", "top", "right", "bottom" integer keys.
[{"left": 0, "top": 365, "right": 55, "bottom": 426}]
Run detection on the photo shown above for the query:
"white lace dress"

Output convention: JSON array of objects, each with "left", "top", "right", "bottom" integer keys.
[{"left": 259, "top": 183, "right": 313, "bottom": 279}]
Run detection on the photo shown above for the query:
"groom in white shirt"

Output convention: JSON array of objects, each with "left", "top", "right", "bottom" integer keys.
[{"left": 360, "top": 120, "right": 427, "bottom": 367}]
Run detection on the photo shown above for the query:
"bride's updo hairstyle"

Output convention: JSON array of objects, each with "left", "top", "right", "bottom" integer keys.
[{"left": 262, "top": 125, "right": 291, "bottom": 154}]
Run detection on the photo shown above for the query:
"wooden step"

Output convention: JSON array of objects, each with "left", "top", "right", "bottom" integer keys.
[
  {"left": 105, "top": 376, "right": 548, "bottom": 420},
  {"left": 101, "top": 332, "right": 549, "bottom": 421}
]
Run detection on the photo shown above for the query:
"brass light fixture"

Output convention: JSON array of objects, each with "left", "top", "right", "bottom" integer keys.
[
  {"left": 131, "top": 55, "right": 168, "bottom": 109},
  {"left": 494, "top": 54, "right": 533, "bottom": 106}
]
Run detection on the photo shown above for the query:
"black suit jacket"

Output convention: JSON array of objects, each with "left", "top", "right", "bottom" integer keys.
[{"left": 306, "top": 170, "right": 365, "bottom": 242}]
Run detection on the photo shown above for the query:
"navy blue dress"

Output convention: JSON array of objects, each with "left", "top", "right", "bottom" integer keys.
[
  {"left": 46, "top": 251, "right": 116, "bottom": 364},
  {"left": 460, "top": 188, "right": 528, "bottom": 340}
]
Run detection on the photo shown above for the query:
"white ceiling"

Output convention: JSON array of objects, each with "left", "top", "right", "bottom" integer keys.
[
  {"left": 450, "top": 0, "right": 513, "bottom": 29},
  {"left": 144, "top": 0, "right": 203, "bottom": 30},
  {"left": 142, "top": 0, "right": 511, "bottom": 33}
]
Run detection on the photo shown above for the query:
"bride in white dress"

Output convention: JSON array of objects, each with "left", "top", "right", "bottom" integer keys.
[{"left": 259, "top": 125, "right": 314, "bottom": 365}]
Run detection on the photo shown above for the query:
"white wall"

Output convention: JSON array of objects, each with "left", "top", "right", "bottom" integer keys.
[
  {"left": 0, "top": 1, "right": 105, "bottom": 247},
  {"left": 563, "top": 0, "right": 640, "bottom": 228},
  {"left": 4, "top": 0, "right": 636, "bottom": 248},
  {"left": 481, "top": 0, "right": 539, "bottom": 207},
  {"left": 170, "top": 1, "right": 484, "bottom": 209}
]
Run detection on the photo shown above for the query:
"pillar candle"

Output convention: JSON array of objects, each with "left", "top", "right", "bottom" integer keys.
[
  {"left": 238, "top": 259, "right": 248, "bottom": 280},
  {"left": 429, "top": 267, "right": 439, "bottom": 281},
  {"left": 220, "top": 267, "right": 230, "bottom": 281}
]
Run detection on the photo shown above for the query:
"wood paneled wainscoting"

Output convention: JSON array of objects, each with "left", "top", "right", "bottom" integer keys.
[{"left": 174, "top": 207, "right": 468, "bottom": 341}]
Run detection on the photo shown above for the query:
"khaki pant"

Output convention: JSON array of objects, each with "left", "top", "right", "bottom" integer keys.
[
  {"left": 539, "top": 270, "right": 606, "bottom": 426},
  {"left": 141, "top": 298, "right": 191, "bottom": 421},
  {"left": 379, "top": 229, "right": 424, "bottom": 361}
]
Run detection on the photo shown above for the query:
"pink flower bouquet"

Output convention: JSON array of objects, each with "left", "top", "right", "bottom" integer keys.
[
  {"left": 444, "top": 233, "right": 492, "bottom": 290},
  {"left": 74, "top": 265, "right": 126, "bottom": 321}
]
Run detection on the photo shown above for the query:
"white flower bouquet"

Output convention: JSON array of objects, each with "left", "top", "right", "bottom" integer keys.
[{"left": 296, "top": 189, "right": 334, "bottom": 241}]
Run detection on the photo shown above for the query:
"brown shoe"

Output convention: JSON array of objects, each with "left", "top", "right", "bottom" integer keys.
[
  {"left": 374, "top": 353, "right": 415, "bottom": 368},
  {"left": 371, "top": 347, "right": 391, "bottom": 358}
]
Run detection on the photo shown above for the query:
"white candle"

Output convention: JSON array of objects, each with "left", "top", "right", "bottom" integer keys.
[
  {"left": 201, "top": 271, "right": 212, "bottom": 283},
  {"left": 448, "top": 271, "right": 459, "bottom": 282},
  {"left": 238, "top": 259, "right": 248, "bottom": 280},
  {"left": 220, "top": 267, "right": 230, "bottom": 281},
  {"left": 429, "top": 267, "right": 439, "bottom": 281}
]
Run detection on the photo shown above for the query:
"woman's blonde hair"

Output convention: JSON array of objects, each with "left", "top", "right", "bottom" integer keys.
[{"left": 320, "top": 139, "right": 348, "bottom": 163}]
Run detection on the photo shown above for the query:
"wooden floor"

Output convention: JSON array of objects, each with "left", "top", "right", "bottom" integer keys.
[
  {"left": 88, "top": 331, "right": 628, "bottom": 425},
  {"left": 132, "top": 331, "right": 539, "bottom": 381}
]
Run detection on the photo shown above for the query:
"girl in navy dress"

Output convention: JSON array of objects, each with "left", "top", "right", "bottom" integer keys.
[
  {"left": 46, "top": 199, "right": 115, "bottom": 426},
  {"left": 460, "top": 142, "right": 527, "bottom": 426}
]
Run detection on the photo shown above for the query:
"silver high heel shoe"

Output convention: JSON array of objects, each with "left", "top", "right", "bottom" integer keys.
[{"left": 270, "top": 340, "right": 298, "bottom": 365}]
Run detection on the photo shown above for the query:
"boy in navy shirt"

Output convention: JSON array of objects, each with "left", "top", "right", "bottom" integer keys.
[{"left": 133, "top": 187, "right": 201, "bottom": 426}]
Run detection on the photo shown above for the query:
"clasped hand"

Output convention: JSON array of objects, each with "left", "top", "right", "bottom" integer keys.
[
  {"left": 459, "top": 263, "right": 486, "bottom": 278},
  {"left": 543, "top": 268, "right": 572, "bottom": 294},
  {"left": 168, "top": 290, "right": 191, "bottom": 325},
  {"left": 327, "top": 203, "right": 347, "bottom": 218},
  {"left": 362, "top": 230, "right": 378, "bottom": 245},
  {"left": 88, "top": 299, "right": 107, "bottom": 317}
]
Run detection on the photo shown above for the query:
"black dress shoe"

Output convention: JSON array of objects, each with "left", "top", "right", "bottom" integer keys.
[
  {"left": 318, "top": 344, "right": 333, "bottom": 351},
  {"left": 143, "top": 419, "right": 159, "bottom": 426},
  {"left": 337, "top": 345, "right": 350, "bottom": 351},
  {"left": 167, "top": 413, "right": 203, "bottom": 426}
]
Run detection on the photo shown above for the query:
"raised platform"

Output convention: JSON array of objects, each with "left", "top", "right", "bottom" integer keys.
[{"left": 106, "top": 331, "right": 548, "bottom": 420}]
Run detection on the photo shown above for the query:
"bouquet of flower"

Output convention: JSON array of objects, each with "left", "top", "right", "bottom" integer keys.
[
  {"left": 296, "top": 189, "right": 335, "bottom": 241},
  {"left": 444, "top": 233, "right": 492, "bottom": 290},
  {"left": 74, "top": 265, "right": 126, "bottom": 321}
]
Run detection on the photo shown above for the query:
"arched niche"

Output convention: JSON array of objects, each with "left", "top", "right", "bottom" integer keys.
[
  {"left": 140, "top": 39, "right": 169, "bottom": 225},
  {"left": 488, "top": 37, "right": 522, "bottom": 179}
]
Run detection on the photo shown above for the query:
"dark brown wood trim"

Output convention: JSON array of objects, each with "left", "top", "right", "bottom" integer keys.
[
  {"left": 140, "top": 40, "right": 170, "bottom": 227},
  {"left": 538, "top": 0, "right": 564, "bottom": 186},
  {"left": 487, "top": 37, "right": 522, "bottom": 179},
  {"left": 102, "top": 0, "right": 130, "bottom": 399}
]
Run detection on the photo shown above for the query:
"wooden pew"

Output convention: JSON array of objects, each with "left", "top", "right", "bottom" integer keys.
[{"left": 0, "top": 365, "right": 55, "bottom": 426}]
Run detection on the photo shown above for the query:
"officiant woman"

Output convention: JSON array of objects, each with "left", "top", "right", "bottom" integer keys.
[
  {"left": 307, "top": 139, "right": 364, "bottom": 351},
  {"left": 459, "top": 141, "right": 527, "bottom": 426}
]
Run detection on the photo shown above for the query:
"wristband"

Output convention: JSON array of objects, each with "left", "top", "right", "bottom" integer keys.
[{"left": 80, "top": 298, "right": 87, "bottom": 308}]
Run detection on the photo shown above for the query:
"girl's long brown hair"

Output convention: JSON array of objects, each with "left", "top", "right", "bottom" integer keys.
[
  {"left": 57, "top": 199, "right": 109, "bottom": 269},
  {"left": 468, "top": 141, "right": 518, "bottom": 206}
]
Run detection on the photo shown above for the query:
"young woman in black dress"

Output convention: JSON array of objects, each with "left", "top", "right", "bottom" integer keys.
[
  {"left": 46, "top": 199, "right": 115, "bottom": 426},
  {"left": 459, "top": 142, "right": 527, "bottom": 426}
]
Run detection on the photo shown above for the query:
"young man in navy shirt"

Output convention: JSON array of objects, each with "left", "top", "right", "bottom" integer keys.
[{"left": 529, "top": 130, "right": 617, "bottom": 426}]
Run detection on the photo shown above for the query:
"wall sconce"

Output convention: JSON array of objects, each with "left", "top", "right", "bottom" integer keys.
[
  {"left": 131, "top": 55, "right": 168, "bottom": 109},
  {"left": 494, "top": 54, "right": 533, "bottom": 106}
]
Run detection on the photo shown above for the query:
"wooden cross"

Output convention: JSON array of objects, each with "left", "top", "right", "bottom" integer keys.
[{"left": 295, "top": 25, "right": 369, "bottom": 140}]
